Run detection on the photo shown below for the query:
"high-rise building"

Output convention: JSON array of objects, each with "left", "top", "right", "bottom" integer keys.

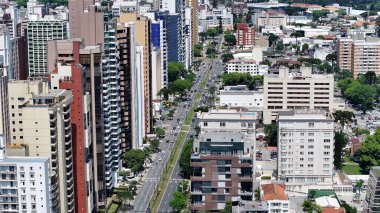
[
  {"left": 253, "top": 11, "right": 288, "bottom": 28},
  {"left": 263, "top": 66, "right": 334, "bottom": 124},
  {"left": 337, "top": 37, "right": 380, "bottom": 78},
  {"left": 49, "top": 39, "right": 95, "bottom": 213},
  {"left": 0, "top": 24, "right": 20, "bottom": 80},
  {"left": 8, "top": 81, "right": 75, "bottom": 213},
  {"left": 277, "top": 110, "right": 334, "bottom": 193},
  {"left": 0, "top": 140, "right": 53, "bottom": 213},
  {"left": 364, "top": 166, "right": 380, "bottom": 213},
  {"left": 0, "top": 2, "right": 19, "bottom": 38},
  {"left": 151, "top": 20, "right": 168, "bottom": 89},
  {"left": 27, "top": 15, "right": 67, "bottom": 77},
  {"left": 236, "top": 23, "right": 255, "bottom": 48},
  {"left": 118, "top": 12, "right": 152, "bottom": 143},
  {"left": 184, "top": 6, "right": 193, "bottom": 69},
  {"left": 157, "top": 11, "right": 181, "bottom": 63},
  {"left": 191, "top": 109, "right": 256, "bottom": 211},
  {"left": 0, "top": 63, "right": 9, "bottom": 146},
  {"left": 189, "top": 0, "right": 198, "bottom": 44}
]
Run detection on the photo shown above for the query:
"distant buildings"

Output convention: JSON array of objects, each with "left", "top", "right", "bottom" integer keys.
[
  {"left": 253, "top": 11, "right": 287, "bottom": 28},
  {"left": 263, "top": 66, "right": 334, "bottom": 124},
  {"left": 277, "top": 110, "right": 334, "bottom": 193},
  {"left": 27, "top": 15, "right": 67, "bottom": 77},
  {"left": 226, "top": 59, "right": 268, "bottom": 76},
  {"left": 337, "top": 37, "right": 380, "bottom": 78},
  {"left": 236, "top": 23, "right": 255, "bottom": 48},
  {"left": 219, "top": 85, "right": 263, "bottom": 110},
  {"left": 199, "top": 6, "right": 233, "bottom": 31},
  {"left": 364, "top": 166, "right": 380, "bottom": 213},
  {"left": 191, "top": 109, "right": 256, "bottom": 211}
]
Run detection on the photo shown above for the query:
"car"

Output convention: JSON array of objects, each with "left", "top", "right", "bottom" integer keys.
[
  {"left": 159, "top": 157, "right": 162, "bottom": 161},
  {"left": 171, "top": 141, "right": 175, "bottom": 143},
  {"left": 166, "top": 140, "right": 169, "bottom": 143}
]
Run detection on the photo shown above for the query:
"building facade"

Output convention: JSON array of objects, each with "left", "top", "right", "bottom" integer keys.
[
  {"left": 199, "top": 6, "right": 233, "bottom": 31},
  {"left": 253, "top": 11, "right": 287, "bottom": 28},
  {"left": 364, "top": 167, "right": 380, "bottom": 213},
  {"left": 337, "top": 37, "right": 380, "bottom": 78},
  {"left": 191, "top": 109, "right": 256, "bottom": 211},
  {"left": 27, "top": 15, "right": 67, "bottom": 77},
  {"left": 236, "top": 23, "right": 255, "bottom": 48},
  {"left": 277, "top": 110, "right": 335, "bottom": 193},
  {"left": 226, "top": 59, "right": 268, "bottom": 76},
  {"left": 49, "top": 39, "right": 95, "bottom": 213},
  {"left": 263, "top": 66, "right": 334, "bottom": 124},
  {"left": 8, "top": 81, "right": 75, "bottom": 213},
  {"left": 219, "top": 85, "right": 263, "bottom": 110}
]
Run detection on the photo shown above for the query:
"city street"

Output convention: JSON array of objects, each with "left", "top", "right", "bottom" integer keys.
[
  {"left": 157, "top": 56, "right": 225, "bottom": 212},
  {"left": 131, "top": 58, "right": 212, "bottom": 213}
]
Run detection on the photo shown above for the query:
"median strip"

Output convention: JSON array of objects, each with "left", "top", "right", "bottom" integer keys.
[{"left": 149, "top": 63, "right": 212, "bottom": 212}]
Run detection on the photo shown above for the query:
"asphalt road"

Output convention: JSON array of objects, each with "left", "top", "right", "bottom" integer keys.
[
  {"left": 157, "top": 56, "right": 225, "bottom": 213},
  {"left": 131, "top": 58, "right": 212, "bottom": 213}
]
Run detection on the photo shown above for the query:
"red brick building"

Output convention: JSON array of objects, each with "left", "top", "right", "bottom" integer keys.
[{"left": 236, "top": 23, "right": 255, "bottom": 48}]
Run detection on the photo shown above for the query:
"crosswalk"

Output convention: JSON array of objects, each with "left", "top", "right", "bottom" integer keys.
[{"left": 144, "top": 178, "right": 182, "bottom": 183}]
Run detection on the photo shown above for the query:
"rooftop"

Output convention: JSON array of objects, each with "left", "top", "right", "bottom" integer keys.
[
  {"left": 199, "top": 109, "right": 257, "bottom": 121},
  {"left": 262, "top": 183, "right": 288, "bottom": 201},
  {"left": 315, "top": 197, "right": 340, "bottom": 208},
  {"left": 322, "top": 207, "right": 346, "bottom": 213},
  {"left": 278, "top": 110, "right": 333, "bottom": 121},
  {"left": 1, "top": 156, "right": 49, "bottom": 164}
]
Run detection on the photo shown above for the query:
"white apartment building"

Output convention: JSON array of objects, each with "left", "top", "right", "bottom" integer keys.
[
  {"left": 219, "top": 85, "right": 263, "bottom": 110},
  {"left": 27, "top": 15, "right": 67, "bottom": 77},
  {"left": 253, "top": 11, "right": 287, "bottom": 28},
  {"left": 226, "top": 59, "right": 269, "bottom": 75},
  {"left": 8, "top": 80, "right": 75, "bottom": 213},
  {"left": 0, "top": 63, "right": 8, "bottom": 143},
  {"left": 263, "top": 66, "right": 334, "bottom": 124},
  {"left": 277, "top": 110, "right": 335, "bottom": 193},
  {"left": 364, "top": 167, "right": 380, "bottom": 213},
  {"left": 0, "top": 137, "right": 53, "bottom": 213},
  {"left": 112, "top": 0, "right": 137, "bottom": 16},
  {"left": 184, "top": 6, "right": 193, "bottom": 70},
  {"left": 199, "top": 6, "right": 233, "bottom": 31}
]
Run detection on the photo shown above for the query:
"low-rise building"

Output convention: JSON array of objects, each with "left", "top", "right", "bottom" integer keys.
[
  {"left": 199, "top": 6, "right": 233, "bottom": 31},
  {"left": 226, "top": 59, "right": 268, "bottom": 76},
  {"left": 261, "top": 183, "right": 290, "bottom": 213},
  {"left": 219, "top": 85, "right": 263, "bottom": 110},
  {"left": 232, "top": 200, "right": 269, "bottom": 213},
  {"left": 253, "top": 11, "right": 287, "bottom": 28}
]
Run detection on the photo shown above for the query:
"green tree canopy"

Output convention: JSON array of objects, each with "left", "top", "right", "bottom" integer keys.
[
  {"left": 207, "top": 28, "right": 219, "bottom": 39},
  {"left": 224, "top": 30, "right": 236, "bottom": 46},
  {"left": 344, "top": 81, "right": 376, "bottom": 110},
  {"left": 359, "top": 129, "right": 380, "bottom": 173},
  {"left": 222, "top": 53, "right": 234, "bottom": 63},
  {"left": 124, "top": 149, "right": 146, "bottom": 173},
  {"left": 222, "top": 201, "right": 233, "bottom": 213},
  {"left": 221, "top": 73, "right": 263, "bottom": 90},
  {"left": 264, "top": 124, "right": 278, "bottom": 146},
  {"left": 170, "top": 191, "right": 188, "bottom": 212},
  {"left": 150, "top": 139, "right": 160, "bottom": 151},
  {"left": 334, "top": 131, "right": 348, "bottom": 170},
  {"left": 333, "top": 110, "right": 355, "bottom": 126},
  {"left": 156, "top": 127, "right": 165, "bottom": 138},
  {"left": 179, "top": 139, "right": 194, "bottom": 178},
  {"left": 312, "top": 9, "right": 330, "bottom": 20},
  {"left": 168, "top": 62, "right": 186, "bottom": 83},
  {"left": 169, "top": 79, "right": 192, "bottom": 96}
]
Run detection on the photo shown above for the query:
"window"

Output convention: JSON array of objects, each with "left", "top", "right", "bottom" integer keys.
[
  {"left": 308, "top": 164, "right": 313, "bottom": 168},
  {"left": 307, "top": 152, "right": 314, "bottom": 155},
  {"left": 323, "top": 164, "right": 330, "bottom": 168},
  {"left": 324, "top": 145, "right": 330, "bottom": 149},
  {"left": 308, "top": 139, "right": 314, "bottom": 143},
  {"left": 308, "top": 133, "right": 314, "bottom": 136},
  {"left": 300, "top": 145, "right": 304, "bottom": 148},
  {"left": 308, "top": 123, "right": 314, "bottom": 127},
  {"left": 217, "top": 195, "right": 225, "bottom": 202},
  {"left": 324, "top": 139, "right": 330, "bottom": 143},
  {"left": 308, "top": 145, "right": 314, "bottom": 149},
  {"left": 324, "top": 152, "right": 330, "bottom": 156},
  {"left": 220, "top": 122, "right": 226, "bottom": 127},
  {"left": 300, "top": 158, "right": 304, "bottom": 161},
  {"left": 300, "top": 133, "right": 305, "bottom": 136},
  {"left": 308, "top": 158, "right": 313, "bottom": 161},
  {"left": 324, "top": 158, "right": 330, "bottom": 161},
  {"left": 11, "top": 105, "right": 14, "bottom": 109},
  {"left": 203, "top": 122, "right": 208, "bottom": 126}
]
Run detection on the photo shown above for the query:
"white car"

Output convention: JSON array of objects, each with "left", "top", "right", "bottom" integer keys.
[{"left": 159, "top": 157, "right": 162, "bottom": 161}]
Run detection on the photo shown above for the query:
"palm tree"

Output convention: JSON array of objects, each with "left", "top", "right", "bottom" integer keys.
[{"left": 355, "top": 180, "right": 364, "bottom": 197}]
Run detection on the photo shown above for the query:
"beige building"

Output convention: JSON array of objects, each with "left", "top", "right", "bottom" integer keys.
[
  {"left": 338, "top": 37, "right": 380, "bottom": 78},
  {"left": 8, "top": 80, "right": 75, "bottom": 213},
  {"left": 254, "top": 11, "right": 287, "bottom": 28},
  {"left": 118, "top": 12, "right": 152, "bottom": 137},
  {"left": 263, "top": 66, "right": 334, "bottom": 124}
]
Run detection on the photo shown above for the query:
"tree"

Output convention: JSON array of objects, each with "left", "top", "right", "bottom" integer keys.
[
  {"left": 170, "top": 191, "right": 188, "bottom": 212},
  {"left": 333, "top": 110, "right": 355, "bottom": 127},
  {"left": 156, "top": 127, "right": 165, "bottom": 138},
  {"left": 335, "top": 69, "right": 353, "bottom": 80},
  {"left": 207, "top": 28, "right": 219, "bottom": 40},
  {"left": 355, "top": 179, "right": 364, "bottom": 197},
  {"left": 364, "top": 71, "right": 377, "bottom": 85},
  {"left": 178, "top": 180, "right": 189, "bottom": 193},
  {"left": 302, "top": 43, "right": 309, "bottom": 52},
  {"left": 359, "top": 129, "right": 380, "bottom": 173},
  {"left": 268, "top": 33, "right": 279, "bottom": 47},
  {"left": 116, "top": 188, "right": 133, "bottom": 208},
  {"left": 254, "top": 187, "right": 261, "bottom": 201},
  {"left": 354, "top": 128, "right": 370, "bottom": 136},
  {"left": 124, "top": 149, "right": 146, "bottom": 173},
  {"left": 195, "top": 126, "right": 201, "bottom": 136},
  {"left": 264, "top": 124, "right": 278, "bottom": 146},
  {"left": 179, "top": 139, "right": 194, "bottom": 178},
  {"left": 224, "top": 30, "right": 236, "bottom": 47},
  {"left": 326, "top": 52, "right": 337, "bottom": 69},
  {"left": 194, "top": 46, "right": 202, "bottom": 57},
  {"left": 170, "top": 79, "right": 192, "bottom": 96},
  {"left": 221, "top": 73, "right": 263, "bottom": 90},
  {"left": 302, "top": 199, "right": 322, "bottom": 213},
  {"left": 341, "top": 200, "right": 358, "bottom": 213},
  {"left": 199, "top": 32, "right": 207, "bottom": 42},
  {"left": 168, "top": 62, "right": 186, "bottom": 83},
  {"left": 337, "top": 78, "right": 354, "bottom": 93},
  {"left": 206, "top": 46, "right": 217, "bottom": 58},
  {"left": 312, "top": 9, "right": 330, "bottom": 20},
  {"left": 334, "top": 131, "right": 348, "bottom": 170},
  {"left": 276, "top": 40, "right": 284, "bottom": 51},
  {"left": 344, "top": 81, "right": 376, "bottom": 111},
  {"left": 222, "top": 53, "right": 234, "bottom": 63},
  {"left": 336, "top": 9, "right": 347, "bottom": 16},
  {"left": 150, "top": 139, "right": 160, "bottom": 151},
  {"left": 222, "top": 201, "right": 232, "bottom": 213},
  {"left": 129, "top": 180, "right": 138, "bottom": 196}
]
